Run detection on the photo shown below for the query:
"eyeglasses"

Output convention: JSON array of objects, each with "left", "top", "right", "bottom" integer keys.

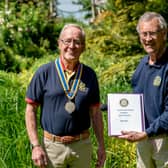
[
  {"left": 139, "top": 29, "right": 162, "bottom": 39},
  {"left": 60, "top": 39, "right": 82, "bottom": 46}
]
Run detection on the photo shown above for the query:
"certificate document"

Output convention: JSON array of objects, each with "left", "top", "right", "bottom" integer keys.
[{"left": 108, "top": 93, "right": 145, "bottom": 136}]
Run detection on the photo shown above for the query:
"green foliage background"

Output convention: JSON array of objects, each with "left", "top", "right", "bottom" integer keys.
[{"left": 0, "top": 0, "right": 168, "bottom": 167}]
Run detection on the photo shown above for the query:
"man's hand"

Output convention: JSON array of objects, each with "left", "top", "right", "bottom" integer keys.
[
  {"left": 32, "top": 146, "right": 48, "bottom": 167},
  {"left": 118, "top": 131, "right": 148, "bottom": 142}
]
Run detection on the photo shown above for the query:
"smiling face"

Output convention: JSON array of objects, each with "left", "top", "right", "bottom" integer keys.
[
  {"left": 138, "top": 18, "right": 167, "bottom": 59},
  {"left": 58, "top": 26, "right": 85, "bottom": 64}
]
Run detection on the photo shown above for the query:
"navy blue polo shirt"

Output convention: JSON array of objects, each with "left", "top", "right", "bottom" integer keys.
[
  {"left": 26, "top": 60, "right": 100, "bottom": 135},
  {"left": 132, "top": 48, "right": 168, "bottom": 137}
]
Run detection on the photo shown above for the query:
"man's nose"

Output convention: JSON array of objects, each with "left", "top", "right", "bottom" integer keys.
[
  {"left": 69, "top": 41, "right": 76, "bottom": 47},
  {"left": 145, "top": 33, "right": 153, "bottom": 40}
]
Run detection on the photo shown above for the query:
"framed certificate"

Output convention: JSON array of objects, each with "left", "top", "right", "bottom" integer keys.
[{"left": 108, "top": 93, "right": 145, "bottom": 136}]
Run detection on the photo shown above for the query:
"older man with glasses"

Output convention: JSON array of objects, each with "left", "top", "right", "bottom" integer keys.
[
  {"left": 25, "top": 23, "right": 106, "bottom": 168},
  {"left": 118, "top": 12, "right": 168, "bottom": 168}
]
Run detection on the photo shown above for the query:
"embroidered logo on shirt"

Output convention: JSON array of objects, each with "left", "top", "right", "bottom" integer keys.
[
  {"left": 79, "top": 81, "right": 87, "bottom": 92},
  {"left": 153, "top": 76, "right": 161, "bottom": 86}
]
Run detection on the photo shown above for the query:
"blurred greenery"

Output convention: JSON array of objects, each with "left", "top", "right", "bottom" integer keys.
[{"left": 0, "top": 0, "right": 168, "bottom": 167}]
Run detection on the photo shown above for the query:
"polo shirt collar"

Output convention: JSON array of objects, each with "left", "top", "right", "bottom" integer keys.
[
  {"left": 60, "top": 56, "right": 79, "bottom": 72},
  {"left": 145, "top": 47, "right": 168, "bottom": 68}
]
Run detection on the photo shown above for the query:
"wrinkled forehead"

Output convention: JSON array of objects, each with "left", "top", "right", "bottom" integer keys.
[
  {"left": 60, "top": 26, "right": 83, "bottom": 40},
  {"left": 139, "top": 18, "right": 161, "bottom": 31}
]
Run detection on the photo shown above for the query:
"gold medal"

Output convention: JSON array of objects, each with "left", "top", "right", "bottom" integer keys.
[{"left": 65, "top": 101, "right": 76, "bottom": 114}]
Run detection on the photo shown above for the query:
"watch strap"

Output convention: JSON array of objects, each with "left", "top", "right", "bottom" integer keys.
[{"left": 30, "top": 143, "right": 41, "bottom": 150}]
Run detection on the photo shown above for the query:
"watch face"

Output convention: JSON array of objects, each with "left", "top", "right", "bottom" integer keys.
[
  {"left": 30, "top": 143, "right": 34, "bottom": 150},
  {"left": 30, "top": 144, "right": 40, "bottom": 150}
]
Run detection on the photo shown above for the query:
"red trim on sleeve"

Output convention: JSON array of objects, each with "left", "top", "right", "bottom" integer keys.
[
  {"left": 25, "top": 98, "right": 40, "bottom": 107},
  {"left": 90, "top": 102, "right": 100, "bottom": 108}
]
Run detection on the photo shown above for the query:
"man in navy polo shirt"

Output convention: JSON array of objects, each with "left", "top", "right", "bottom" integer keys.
[
  {"left": 118, "top": 12, "right": 168, "bottom": 167},
  {"left": 25, "top": 23, "right": 106, "bottom": 168}
]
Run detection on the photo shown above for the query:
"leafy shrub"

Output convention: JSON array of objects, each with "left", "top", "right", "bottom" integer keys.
[{"left": 0, "top": 2, "right": 65, "bottom": 72}]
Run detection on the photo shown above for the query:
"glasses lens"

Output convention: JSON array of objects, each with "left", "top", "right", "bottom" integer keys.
[
  {"left": 140, "top": 30, "right": 162, "bottom": 38},
  {"left": 61, "top": 39, "right": 81, "bottom": 46}
]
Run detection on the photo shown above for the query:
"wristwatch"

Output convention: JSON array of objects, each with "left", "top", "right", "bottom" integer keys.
[{"left": 30, "top": 143, "right": 41, "bottom": 150}]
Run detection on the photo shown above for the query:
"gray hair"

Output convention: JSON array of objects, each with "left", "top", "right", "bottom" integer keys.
[
  {"left": 59, "top": 23, "right": 85, "bottom": 44},
  {"left": 136, "top": 12, "right": 167, "bottom": 33}
]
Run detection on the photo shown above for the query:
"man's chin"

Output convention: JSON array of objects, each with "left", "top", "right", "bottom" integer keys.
[
  {"left": 65, "top": 56, "right": 78, "bottom": 62},
  {"left": 145, "top": 47, "right": 155, "bottom": 54}
]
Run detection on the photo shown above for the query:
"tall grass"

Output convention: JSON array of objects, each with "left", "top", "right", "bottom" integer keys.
[
  {"left": 0, "top": 67, "right": 136, "bottom": 168},
  {"left": 0, "top": 72, "right": 32, "bottom": 167}
]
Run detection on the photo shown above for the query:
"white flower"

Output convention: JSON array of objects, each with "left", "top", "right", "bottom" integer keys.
[
  {"left": 18, "top": 27, "right": 23, "bottom": 32},
  {"left": 5, "top": 10, "right": 11, "bottom": 15},
  {"left": 0, "top": 18, "right": 4, "bottom": 25},
  {"left": 7, "top": 22, "right": 13, "bottom": 28}
]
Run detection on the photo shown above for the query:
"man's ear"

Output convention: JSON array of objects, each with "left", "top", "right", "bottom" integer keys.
[
  {"left": 164, "top": 31, "right": 167, "bottom": 40},
  {"left": 57, "top": 39, "right": 61, "bottom": 49},
  {"left": 81, "top": 44, "right": 85, "bottom": 52},
  {"left": 163, "top": 28, "right": 168, "bottom": 40}
]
